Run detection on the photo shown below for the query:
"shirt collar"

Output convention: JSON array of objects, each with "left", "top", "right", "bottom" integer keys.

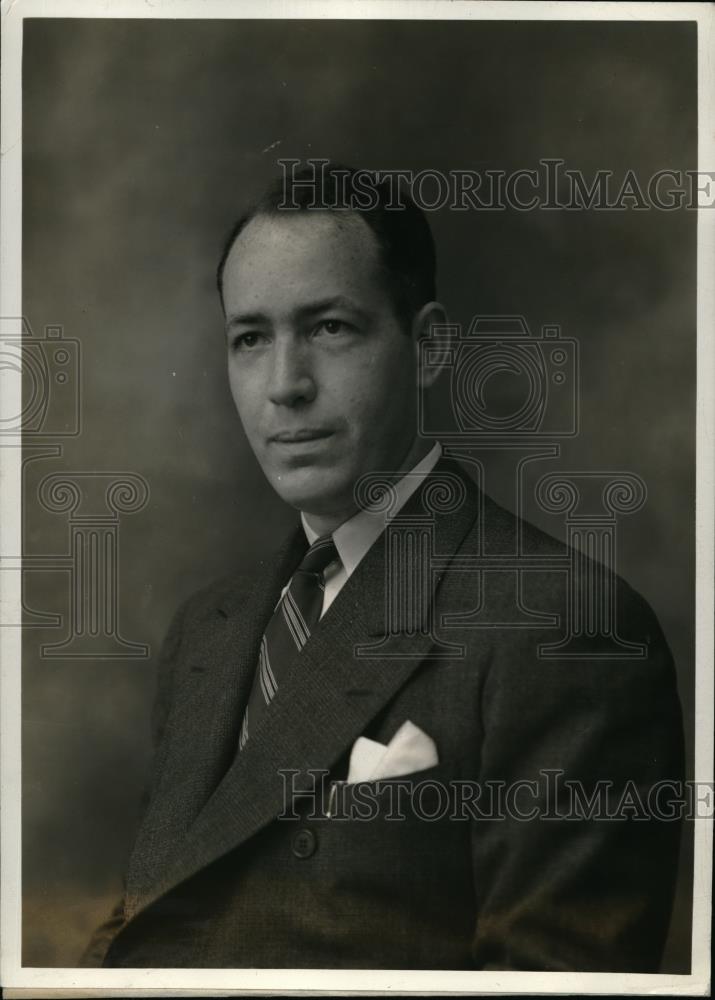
[{"left": 301, "top": 442, "right": 442, "bottom": 578}]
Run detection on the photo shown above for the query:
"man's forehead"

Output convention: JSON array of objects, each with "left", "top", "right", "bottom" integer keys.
[
  {"left": 225, "top": 209, "right": 380, "bottom": 276},
  {"left": 221, "top": 211, "right": 390, "bottom": 324}
]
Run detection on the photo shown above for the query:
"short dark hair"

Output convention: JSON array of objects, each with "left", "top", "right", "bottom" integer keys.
[{"left": 216, "top": 163, "right": 437, "bottom": 330}]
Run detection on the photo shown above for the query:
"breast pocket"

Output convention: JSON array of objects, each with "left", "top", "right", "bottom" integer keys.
[{"left": 325, "top": 760, "right": 454, "bottom": 822}]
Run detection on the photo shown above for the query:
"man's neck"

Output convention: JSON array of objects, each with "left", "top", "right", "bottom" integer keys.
[{"left": 301, "top": 435, "right": 434, "bottom": 537}]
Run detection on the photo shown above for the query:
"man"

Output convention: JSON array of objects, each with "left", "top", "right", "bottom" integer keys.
[{"left": 83, "top": 165, "right": 684, "bottom": 971}]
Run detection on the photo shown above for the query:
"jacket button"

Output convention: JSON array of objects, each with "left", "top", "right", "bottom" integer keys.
[{"left": 291, "top": 828, "right": 317, "bottom": 859}]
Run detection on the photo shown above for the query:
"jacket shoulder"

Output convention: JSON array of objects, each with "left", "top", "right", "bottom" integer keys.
[{"left": 455, "top": 468, "right": 668, "bottom": 644}]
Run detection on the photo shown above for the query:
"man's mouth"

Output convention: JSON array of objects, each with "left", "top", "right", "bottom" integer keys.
[{"left": 269, "top": 428, "right": 335, "bottom": 443}]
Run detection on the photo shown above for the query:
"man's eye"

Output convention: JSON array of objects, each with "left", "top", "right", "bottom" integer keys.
[
  {"left": 231, "top": 332, "right": 261, "bottom": 350},
  {"left": 315, "top": 319, "right": 348, "bottom": 336}
]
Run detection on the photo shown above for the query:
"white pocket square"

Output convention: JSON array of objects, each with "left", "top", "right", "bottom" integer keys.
[{"left": 346, "top": 720, "right": 438, "bottom": 782}]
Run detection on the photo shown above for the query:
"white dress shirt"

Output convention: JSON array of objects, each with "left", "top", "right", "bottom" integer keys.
[{"left": 300, "top": 442, "right": 442, "bottom": 618}]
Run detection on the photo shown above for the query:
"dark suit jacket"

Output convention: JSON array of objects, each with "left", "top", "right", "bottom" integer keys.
[{"left": 83, "top": 457, "right": 684, "bottom": 971}]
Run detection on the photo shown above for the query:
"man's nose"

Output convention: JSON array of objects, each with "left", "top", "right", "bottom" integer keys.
[{"left": 267, "top": 339, "right": 316, "bottom": 407}]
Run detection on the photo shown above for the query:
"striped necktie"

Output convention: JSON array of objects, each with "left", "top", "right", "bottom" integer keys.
[{"left": 239, "top": 534, "right": 339, "bottom": 750}]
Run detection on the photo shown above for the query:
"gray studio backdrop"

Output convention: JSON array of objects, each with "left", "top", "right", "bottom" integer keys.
[{"left": 21, "top": 18, "right": 695, "bottom": 968}]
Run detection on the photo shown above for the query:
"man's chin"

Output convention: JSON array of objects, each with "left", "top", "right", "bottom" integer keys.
[{"left": 266, "top": 469, "right": 352, "bottom": 518}]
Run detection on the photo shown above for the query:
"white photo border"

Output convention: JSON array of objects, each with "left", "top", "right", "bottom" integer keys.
[{"left": 1, "top": 0, "right": 712, "bottom": 995}]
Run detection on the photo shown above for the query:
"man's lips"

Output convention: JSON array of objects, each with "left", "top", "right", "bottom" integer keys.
[{"left": 269, "top": 428, "right": 335, "bottom": 443}]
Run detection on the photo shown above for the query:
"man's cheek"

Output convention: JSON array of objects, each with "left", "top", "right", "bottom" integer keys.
[{"left": 232, "top": 390, "right": 258, "bottom": 432}]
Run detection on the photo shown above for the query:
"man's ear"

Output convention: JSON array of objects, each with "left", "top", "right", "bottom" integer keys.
[{"left": 410, "top": 301, "right": 449, "bottom": 389}]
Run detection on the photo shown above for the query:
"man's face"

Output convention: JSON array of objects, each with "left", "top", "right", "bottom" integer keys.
[{"left": 221, "top": 211, "right": 421, "bottom": 519}]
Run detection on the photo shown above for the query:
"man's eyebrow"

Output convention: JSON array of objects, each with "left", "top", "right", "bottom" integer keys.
[
  {"left": 226, "top": 297, "right": 373, "bottom": 331},
  {"left": 225, "top": 310, "right": 269, "bottom": 329}
]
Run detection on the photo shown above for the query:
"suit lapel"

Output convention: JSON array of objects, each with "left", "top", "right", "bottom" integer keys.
[
  {"left": 124, "top": 526, "right": 308, "bottom": 912},
  {"left": 126, "top": 458, "right": 480, "bottom": 919}
]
